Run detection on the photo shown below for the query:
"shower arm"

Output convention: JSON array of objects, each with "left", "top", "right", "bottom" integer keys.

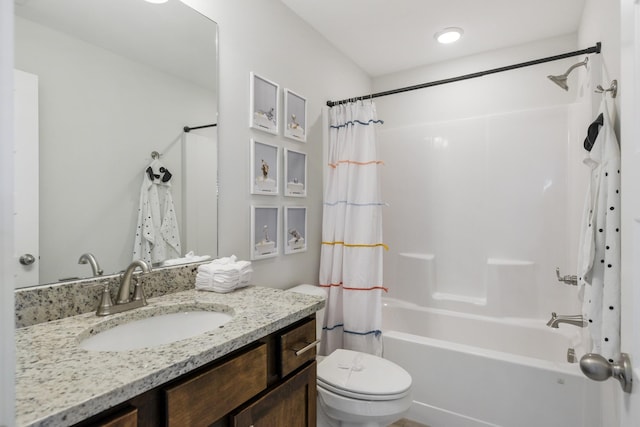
[{"left": 561, "top": 57, "right": 589, "bottom": 78}]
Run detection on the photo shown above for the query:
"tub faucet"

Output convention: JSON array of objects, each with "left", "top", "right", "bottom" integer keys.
[
  {"left": 546, "top": 312, "right": 587, "bottom": 328},
  {"left": 96, "top": 260, "right": 151, "bottom": 316},
  {"left": 78, "top": 252, "right": 103, "bottom": 276}
]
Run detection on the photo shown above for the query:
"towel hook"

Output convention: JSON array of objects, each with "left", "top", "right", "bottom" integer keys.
[{"left": 595, "top": 79, "right": 617, "bottom": 98}]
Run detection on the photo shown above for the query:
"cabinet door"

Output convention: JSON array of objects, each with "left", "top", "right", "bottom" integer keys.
[
  {"left": 165, "top": 344, "right": 267, "bottom": 427},
  {"left": 232, "top": 361, "right": 316, "bottom": 427}
]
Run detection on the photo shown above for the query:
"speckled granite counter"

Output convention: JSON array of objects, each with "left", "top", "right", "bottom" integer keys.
[{"left": 15, "top": 286, "right": 324, "bottom": 427}]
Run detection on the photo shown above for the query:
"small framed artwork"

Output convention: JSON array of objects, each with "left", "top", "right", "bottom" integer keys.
[
  {"left": 251, "top": 205, "right": 280, "bottom": 260},
  {"left": 250, "top": 72, "right": 279, "bottom": 135},
  {"left": 284, "top": 148, "right": 307, "bottom": 197},
  {"left": 284, "top": 89, "right": 307, "bottom": 142},
  {"left": 284, "top": 206, "right": 307, "bottom": 254},
  {"left": 251, "top": 139, "right": 279, "bottom": 195}
]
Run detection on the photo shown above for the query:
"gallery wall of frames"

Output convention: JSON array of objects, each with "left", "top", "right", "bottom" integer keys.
[{"left": 249, "top": 72, "right": 308, "bottom": 260}]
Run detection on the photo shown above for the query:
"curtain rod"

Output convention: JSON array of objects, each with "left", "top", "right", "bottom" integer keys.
[
  {"left": 183, "top": 123, "right": 217, "bottom": 133},
  {"left": 326, "top": 42, "right": 602, "bottom": 107}
]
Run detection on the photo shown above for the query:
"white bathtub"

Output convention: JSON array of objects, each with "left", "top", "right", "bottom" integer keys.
[{"left": 381, "top": 297, "right": 602, "bottom": 427}]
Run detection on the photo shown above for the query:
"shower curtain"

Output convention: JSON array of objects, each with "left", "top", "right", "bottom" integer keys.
[{"left": 319, "top": 101, "right": 386, "bottom": 357}]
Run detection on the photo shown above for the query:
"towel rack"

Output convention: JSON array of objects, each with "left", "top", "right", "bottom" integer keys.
[{"left": 183, "top": 123, "right": 217, "bottom": 133}]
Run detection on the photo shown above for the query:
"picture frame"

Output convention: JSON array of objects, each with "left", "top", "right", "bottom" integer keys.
[
  {"left": 251, "top": 139, "right": 279, "bottom": 195},
  {"left": 250, "top": 72, "right": 279, "bottom": 135},
  {"left": 283, "top": 88, "right": 307, "bottom": 142},
  {"left": 251, "top": 205, "right": 280, "bottom": 260},
  {"left": 284, "top": 206, "right": 307, "bottom": 254},
  {"left": 284, "top": 148, "right": 307, "bottom": 197}
]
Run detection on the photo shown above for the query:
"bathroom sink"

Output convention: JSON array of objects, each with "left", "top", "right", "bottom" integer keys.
[{"left": 78, "top": 305, "right": 233, "bottom": 352}]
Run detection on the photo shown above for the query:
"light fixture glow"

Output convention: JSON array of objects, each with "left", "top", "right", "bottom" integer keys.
[
  {"left": 144, "top": 0, "right": 169, "bottom": 4},
  {"left": 435, "top": 27, "right": 463, "bottom": 44}
]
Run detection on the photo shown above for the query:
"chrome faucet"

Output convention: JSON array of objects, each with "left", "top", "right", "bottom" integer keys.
[
  {"left": 546, "top": 312, "right": 587, "bottom": 328},
  {"left": 78, "top": 253, "right": 103, "bottom": 276},
  {"left": 96, "top": 260, "right": 151, "bottom": 316}
]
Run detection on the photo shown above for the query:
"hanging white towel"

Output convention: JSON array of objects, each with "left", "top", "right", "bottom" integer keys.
[
  {"left": 577, "top": 97, "right": 621, "bottom": 363},
  {"left": 133, "top": 159, "right": 181, "bottom": 264}
]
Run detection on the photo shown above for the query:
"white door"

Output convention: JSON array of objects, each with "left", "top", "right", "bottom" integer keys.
[
  {"left": 13, "top": 69, "right": 39, "bottom": 288},
  {"left": 619, "top": 0, "right": 640, "bottom": 425}
]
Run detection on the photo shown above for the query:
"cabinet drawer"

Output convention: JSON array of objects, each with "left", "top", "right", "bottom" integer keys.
[
  {"left": 280, "top": 317, "right": 317, "bottom": 377},
  {"left": 165, "top": 344, "right": 267, "bottom": 427},
  {"left": 95, "top": 406, "right": 138, "bottom": 427}
]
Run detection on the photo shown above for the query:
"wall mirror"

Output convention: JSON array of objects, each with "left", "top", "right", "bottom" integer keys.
[{"left": 14, "top": 0, "right": 218, "bottom": 288}]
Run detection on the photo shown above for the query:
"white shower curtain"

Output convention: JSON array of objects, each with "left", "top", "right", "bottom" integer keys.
[
  {"left": 578, "top": 97, "right": 621, "bottom": 363},
  {"left": 319, "top": 101, "right": 386, "bottom": 357}
]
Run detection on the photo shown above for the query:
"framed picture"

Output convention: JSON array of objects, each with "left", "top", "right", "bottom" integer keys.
[
  {"left": 284, "top": 148, "right": 307, "bottom": 197},
  {"left": 251, "top": 206, "right": 280, "bottom": 260},
  {"left": 284, "top": 206, "right": 307, "bottom": 254},
  {"left": 251, "top": 139, "right": 279, "bottom": 195},
  {"left": 284, "top": 89, "right": 307, "bottom": 142},
  {"left": 250, "top": 72, "right": 279, "bottom": 134}
]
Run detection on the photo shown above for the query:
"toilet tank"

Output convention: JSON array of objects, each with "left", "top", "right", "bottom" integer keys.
[{"left": 287, "top": 284, "right": 326, "bottom": 339}]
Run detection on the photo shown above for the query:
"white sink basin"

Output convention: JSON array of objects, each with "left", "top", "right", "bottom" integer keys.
[{"left": 79, "top": 306, "right": 233, "bottom": 352}]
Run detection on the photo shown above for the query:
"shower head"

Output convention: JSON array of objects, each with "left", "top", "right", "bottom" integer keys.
[
  {"left": 547, "top": 57, "right": 589, "bottom": 91},
  {"left": 548, "top": 74, "right": 569, "bottom": 91}
]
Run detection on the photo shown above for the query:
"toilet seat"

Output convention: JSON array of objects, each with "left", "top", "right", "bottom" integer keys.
[{"left": 317, "top": 349, "right": 412, "bottom": 401}]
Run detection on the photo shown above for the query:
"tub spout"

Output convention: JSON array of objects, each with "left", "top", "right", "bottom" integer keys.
[{"left": 546, "top": 312, "right": 587, "bottom": 328}]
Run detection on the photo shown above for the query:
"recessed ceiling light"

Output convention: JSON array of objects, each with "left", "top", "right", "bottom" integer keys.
[
  {"left": 144, "top": 0, "right": 169, "bottom": 4},
  {"left": 435, "top": 27, "right": 464, "bottom": 44}
]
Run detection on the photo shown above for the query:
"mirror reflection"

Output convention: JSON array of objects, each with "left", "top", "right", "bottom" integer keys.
[{"left": 14, "top": 0, "right": 218, "bottom": 288}]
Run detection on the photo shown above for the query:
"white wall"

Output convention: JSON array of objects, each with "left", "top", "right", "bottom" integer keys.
[
  {"left": 373, "top": 35, "right": 595, "bottom": 317},
  {"left": 183, "top": 0, "right": 371, "bottom": 288},
  {"left": 15, "top": 17, "right": 217, "bottom": 283},
  {"left": 0, "top": 0, "right": 15, "bottom": 422},
  {"left": 619, "top": 0, "right": 640, "bottom": 425}
]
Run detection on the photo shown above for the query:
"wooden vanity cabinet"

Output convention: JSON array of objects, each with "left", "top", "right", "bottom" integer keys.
[{"left": 72, "top": 316, "right": 317, "bottom": 427}]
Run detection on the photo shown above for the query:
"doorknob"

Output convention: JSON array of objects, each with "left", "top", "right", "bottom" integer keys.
[
  {"left": 580, "top": 352, "right": 633, "bottom": 393},
  {"left": 19, "top": 253, "right": 36, "bottom": 265}
]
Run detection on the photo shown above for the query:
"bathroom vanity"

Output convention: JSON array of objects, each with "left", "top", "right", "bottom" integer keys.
[{"left": 15, "top": 286, "right": 324, "bottom": 427}]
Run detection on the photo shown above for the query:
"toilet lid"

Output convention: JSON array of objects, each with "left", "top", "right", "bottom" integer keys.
[{"left": 317, "top": 349, "right": 412, "bottom": 400}]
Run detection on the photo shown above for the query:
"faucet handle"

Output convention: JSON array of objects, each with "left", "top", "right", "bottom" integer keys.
[
  {"left": 556, "top": 267, "right": 578, "bottom": 286},
  {"left": 132, "top": 279, "right": 147, "bottom": 305},
  {"left": 96, "top": 282, "right": 114, "bottom": 316}
]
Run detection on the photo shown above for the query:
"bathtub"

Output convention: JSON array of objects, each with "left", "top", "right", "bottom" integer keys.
[{"left": 381, "top": 297, "right": 602, "bottom": 427}]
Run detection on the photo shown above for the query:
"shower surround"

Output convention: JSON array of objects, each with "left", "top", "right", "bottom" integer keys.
[
  {"left": 372, "top": 36, "right": 602, "bottom": 426},
  {"left": 379, "top": 104, "right": 584, "bottom": 318}
]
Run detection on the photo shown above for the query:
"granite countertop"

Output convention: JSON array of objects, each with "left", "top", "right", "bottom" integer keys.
[{"left": 15, "top": 286, "right": 324, "bottom": 427}]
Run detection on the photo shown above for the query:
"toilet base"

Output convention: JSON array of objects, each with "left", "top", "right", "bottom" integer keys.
[{"left": 317, "top": 386, "right": 411, "bottom": 427}]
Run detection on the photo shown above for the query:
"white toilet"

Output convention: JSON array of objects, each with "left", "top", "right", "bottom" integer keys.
[{"left": 288, "top": 285, "right": 413, "bottom": 427}]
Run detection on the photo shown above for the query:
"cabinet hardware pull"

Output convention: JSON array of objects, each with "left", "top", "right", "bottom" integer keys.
[{"left": 294, "top": 339, "right": 321, "bottom": 356}]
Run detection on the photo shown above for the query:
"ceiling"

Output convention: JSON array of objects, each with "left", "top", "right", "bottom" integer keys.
[{"left": 280, "top": 0, "right": 587, "bottom": 77}]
